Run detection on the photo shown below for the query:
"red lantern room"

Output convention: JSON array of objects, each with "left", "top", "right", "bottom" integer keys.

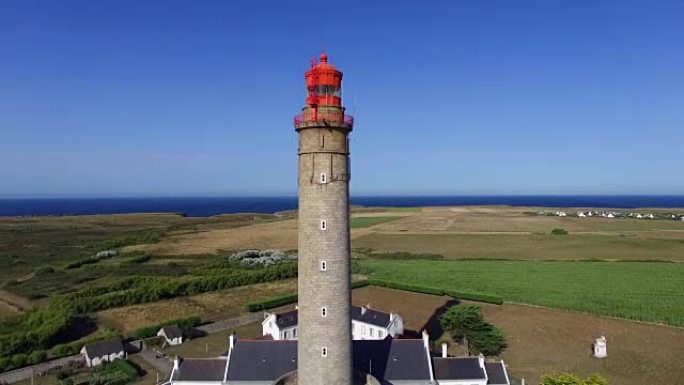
[{"left": 294, "top": 53, "right": 354, "bottom": 129}]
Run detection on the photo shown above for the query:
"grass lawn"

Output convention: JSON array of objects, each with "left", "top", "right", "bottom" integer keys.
[
  {"left": 357, "top": 259, "right": 684, "bottom": 326},
  {"left": 350, "top": 216, "right": 402, "bottom": 228},
  {"left": 163, "top": 322, "right": 262, "bottom": 358},
  {"left": 353, "top": 233, "right": 684, "bottom": 261}
]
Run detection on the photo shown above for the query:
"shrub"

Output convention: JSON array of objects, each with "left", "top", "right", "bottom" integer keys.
[
  {"left": 442, "top": 290, "right": 503, "bottom": 305},
  {"left": 27, "top": 350, "right": 47, "bottom": 364},
  {"left": 51, "top": 343, "right": 77, "bottom": 358},
  {"left": 541, "top": 372, "right": 609, "bottom": 385},
  {"left": 35, "top": 266, "right": 57, "bottom": 276},
  {"left": 11, "top": 354, "right": 27, "bottom": 368},
  {"left": 246, "top": 293, "right": 298, "bottom": 312},
  {"left": 551, "top": 228, "right": 569, "bottom": 235},
  {"left": 130, "top": 316, "right": 202, "bottom": 340},
  {"left": 367, "top": 279, "right": 444, "bottom": 296},
  {"left": 121, "top": 255, "right": 151, "bottom": 265},
  {"left": 0, "top": 357, "right": 12, "bottom": 372}
]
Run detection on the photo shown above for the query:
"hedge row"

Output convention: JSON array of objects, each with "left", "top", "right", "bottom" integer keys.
[
  {"left": 245, "top": 280, "right": 371, "bottom": 312},
  {"left": 0, "top": 350, "right": 47, "bottom": 372},
  {"left": 367, "top": 279, "right": 503, "bottom": 305},
  {"left": 55, "top": 262, "right": 298, "bottom": 314},
  {"left": 129, "top": 316, "right": 201, "bottom": 340},
  {"left": 246, "top": 293, "right": 298, "bottom": 312}
]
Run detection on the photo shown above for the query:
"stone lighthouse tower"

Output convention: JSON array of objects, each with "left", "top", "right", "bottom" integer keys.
[{"left": 294, "top": 53, "right": 354, "bottom": 385}]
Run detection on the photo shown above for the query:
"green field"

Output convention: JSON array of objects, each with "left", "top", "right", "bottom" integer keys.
[
  {"left": 353, "top": 233, "right": 684, "bottom": 261},
  {"left": 357, "top": 259, "right": 684, "bottom": 326},
  {"left": 350, "top": 216, "right": 402, "bottom": 228}
]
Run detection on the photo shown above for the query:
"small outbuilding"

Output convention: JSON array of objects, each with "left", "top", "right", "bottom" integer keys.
[
  {"left": 593, "top": 336, "right": 607, "bottom": 358},
  {"left": 80, "top": 339, "right": 125, "bottom": 367},
  {"left": 158, "top": 325, "right": 184, "bottom": 346}
]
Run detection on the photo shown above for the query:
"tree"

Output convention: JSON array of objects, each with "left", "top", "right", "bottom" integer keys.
[
  {"left": 541, "top": 373, "right": 609, "bottom": 385},
  {"left": 439, "top": 304, "right": 506, "bottom": 356}
]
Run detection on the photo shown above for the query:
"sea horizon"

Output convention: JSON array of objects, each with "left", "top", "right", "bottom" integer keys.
[{"left": 1, "top": 195, "right": 684, "bottom": 217}]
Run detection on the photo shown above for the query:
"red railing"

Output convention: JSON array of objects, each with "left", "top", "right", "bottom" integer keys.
[{"left": 294, "top": 113, "right": 354, "bottom": 127}]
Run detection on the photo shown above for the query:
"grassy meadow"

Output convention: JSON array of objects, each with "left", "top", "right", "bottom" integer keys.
[
  {"left": 357, "top": 259, "right": 684, "bottom": 326},
  {"left": 353, "top": 233, "right": 684, "bottom": 261}
]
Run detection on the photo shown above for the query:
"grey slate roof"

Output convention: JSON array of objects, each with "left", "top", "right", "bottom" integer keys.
[
  {"left": 82, "top": 339, "right": 125, "bottom": 359},
  {"left": 160, "top": 325, "right": 182, "bottom": 339},
  {"left": 172, "top": 358, "right": 227, "bottom": 382},
  {"left": 225, "top": 338, "right": 431, "bottom": 382},
  {"left": 275, "top": 309, "right": 298, "bottom": 329},
  {"left": 485, "top": 361, "right": 509, "bottom": 384},
  {"left": 351, "top": 306, "right": 392, "bottom": 328},
  {"left": 226, "top": 340, "right": 297, "bottom": 381},
  {"left": 272, "top": 306, "right": 392, "bottom": 329},
  {"left": 433, "top": 357, "right": 486, "bottom": 380},
  {"left": 353, "top": 338, "right": 431, "bottom": 381}
]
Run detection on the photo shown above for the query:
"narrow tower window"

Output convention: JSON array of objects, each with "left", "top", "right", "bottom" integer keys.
[
  {"left": 320, "top": 260, "right": 327, "bottom": 271},
  {"left": 321, "top": 347, "right": 328, "bottom": 357},
  {"left": 320, "top": 173, "right": 327, "bottom": 184},
  {"left": 320, "top": 220, "right": 327, "bottom": 231},
  {"left": 321, "top": 307, "right": 327, "bottom": 317}
]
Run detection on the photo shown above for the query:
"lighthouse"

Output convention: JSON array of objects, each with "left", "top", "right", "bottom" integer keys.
[{"left": 294, "top": 53, "right": 354, "bottom": 385}]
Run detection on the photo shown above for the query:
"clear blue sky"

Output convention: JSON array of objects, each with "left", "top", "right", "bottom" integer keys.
[{"left": 1, "top": 0, "right": 683, "bottom": 198}]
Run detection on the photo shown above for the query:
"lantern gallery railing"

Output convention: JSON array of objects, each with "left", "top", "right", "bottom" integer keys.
[{"left": 294, "top": 113, "right": 354, "bottom": 127}]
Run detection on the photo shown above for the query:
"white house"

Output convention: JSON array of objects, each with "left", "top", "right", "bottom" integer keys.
[
  {"left": 80, "top": 339, "right": 125, "bottom": 367},
  {"left": 158, "top": 325, "right": 184, "bottom": 346},
  {"left": 169, "top": 330, "right": 511, "bottom": 385},
  {"left": 593, "top": 336, "right": 607, "bottom": 358},
  {"left": 262, "top": 305, "right": 404, "bottom": 341}
]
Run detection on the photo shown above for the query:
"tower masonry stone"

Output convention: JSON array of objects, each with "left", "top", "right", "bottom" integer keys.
[{"left": 294, "top": 54, "right": 354, "bottom": 385}]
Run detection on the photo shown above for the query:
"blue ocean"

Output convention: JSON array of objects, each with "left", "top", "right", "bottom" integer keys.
[{"left": 0, "top": 196, "right": 683, "bottom": 217}]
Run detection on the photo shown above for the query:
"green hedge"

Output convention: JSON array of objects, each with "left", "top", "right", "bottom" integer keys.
[
  {"left": 367, "top": 279, "right": 503, "bottom": 305},
  {"left": 130, "top": 316, "right": 202, "bottom": 340},
  {"left": 442, "top": 290, "right": 504, "bottom": 305},
  {"left": 55, "top": 262, "right": 298, "bottom": 314},
  {"left": 245, "top": 280, "right": 371, "bottom": 312},
  {"left": 367, "top": 279, "right": 444, "bottom": 295},
  {"left": 351, "top": 279, "right": 370, "bottom": 289},
  {"left": 246, "top": 293, "right": 298, "bottom": 312}
]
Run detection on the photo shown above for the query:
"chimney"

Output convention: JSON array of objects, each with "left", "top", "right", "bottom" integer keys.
[
  {"left": 421, "top": 330, "right": 430, "bottom": 350},
  {"left": 173, "top": 356, "right": 181, "bottom": 371},
  {"left": 229, "top": 332, "right": 237, "bottom": 351},
  {"left": 361, "top": 306, "right": 367, "bottom": 315},
  {"left": 478, "top": 353, "right": 485, "bottom": 369},
  {"left": 295, "top": 305, "right": 299, "bottom": 310},
  {"left": 441, "top": 343, "right": 448, "bottom": 358}
]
